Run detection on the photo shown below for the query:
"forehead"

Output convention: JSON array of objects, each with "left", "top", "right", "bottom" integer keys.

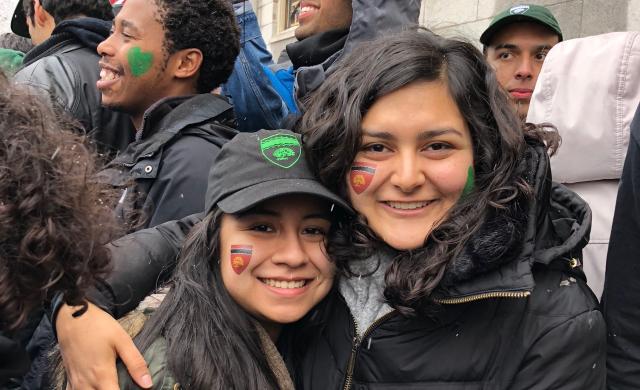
[
  {"left": 489, "top": 22, "right": 560, "bottom": 48},
  {"left": 116, "top": 0, "right": 163, "bottom": 32}
]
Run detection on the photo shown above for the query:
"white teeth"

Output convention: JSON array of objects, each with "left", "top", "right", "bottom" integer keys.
[
  {"left": 386, "top": 201, "right": 430, "bottom": 210},
  {"left": 100, "top": 68, "right": 119, "bottom": 81},
  {"left": 262, "top": 279, "right": 307, "bottom": 289},
  {"left": 300, "top": 6, "right": 317, "bottom": 13}
]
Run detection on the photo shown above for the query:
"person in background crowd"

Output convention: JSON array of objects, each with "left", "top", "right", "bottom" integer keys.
[
  {"left": 481, "top": 4, "right": 562, "bottom": 120},
  {"left": 221, "top": 0, "right": 420, "bottom": 132},
  {"left": 11, "top": 0, "right": 135, "bottom": 156},
  {"left": 0, "top": 32, "right": 33, "bottom": 74},
  {"left": 0, "top": 70, "right": 117, "bottom": 388},
  {"left": 94, "top": 0, "right": 239, "bottom": 231},
  {"left": 54, "top": 28, "right": 606, "bottom": 389},
  {"left": 602, "top": 98, "right": 640, "bottom": 389},
  {"left": 527, "top": 31, "right": 640, "bottom": 300}
]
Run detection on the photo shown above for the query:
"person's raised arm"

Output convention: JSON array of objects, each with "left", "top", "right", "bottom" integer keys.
[{"left": 55, "top": 214, "right": 202, "bottom": 389}]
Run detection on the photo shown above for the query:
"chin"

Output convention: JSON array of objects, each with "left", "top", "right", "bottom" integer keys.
[{"left": 381, "top": 233, "right": 426, "bottom": 251}]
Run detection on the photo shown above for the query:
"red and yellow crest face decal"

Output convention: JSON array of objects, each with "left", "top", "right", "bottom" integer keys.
[
  {"left": 350, "top": 162, "right": 376, "bottom": 194},
  {"left": 230, "top": 245, "right": 252, "bottom": 275}
]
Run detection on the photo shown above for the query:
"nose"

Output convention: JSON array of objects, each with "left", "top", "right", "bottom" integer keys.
[
  {"left": 271, "top": 229, "right": 308, "bottom": 269},
  {"left": 97, "top": 34, "right": 115, "bottom": 57},
  {"left": 389, "top": 152, "right": 426, "bottom": 193},
  {"left": 515, "top": 57, "right": 533, "bottom": 80}
]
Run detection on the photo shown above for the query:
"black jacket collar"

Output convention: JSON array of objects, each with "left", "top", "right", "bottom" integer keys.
[{"left": 22, "top": 17, "right": 109, "bottom": 67}]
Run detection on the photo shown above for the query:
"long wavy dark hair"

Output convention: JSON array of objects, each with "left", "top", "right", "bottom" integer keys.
[
  {"left": 298, "top": 28, "right": 558, "bottom": 316},
  {"left": 132, "top": 209, "right": 280, "bottom": 389},
  {"left": 0, "top": 71, "right": 116, "bottom": 331}
]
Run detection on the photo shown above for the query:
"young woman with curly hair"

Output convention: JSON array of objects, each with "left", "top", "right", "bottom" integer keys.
[
  {"left": 0, "top": 71, "right": 116, "bottom": 386},
  {"left": 55, "top": 29, "right": 606, "bottom": 389}
]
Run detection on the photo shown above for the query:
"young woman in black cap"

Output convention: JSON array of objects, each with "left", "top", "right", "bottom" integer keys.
[
  {"left": 106, "top": 130, "right": 350, "bottom": 389},
  {"left": 56, "top": 29, "right": 605, "bottom": 389}
]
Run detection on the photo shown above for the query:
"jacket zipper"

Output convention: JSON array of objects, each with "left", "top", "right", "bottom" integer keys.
[
  {"left": 433, "top": 290, "right": 531, "bottom": 305},
  {"left": 341, "top": 290, "right": 529, "bottom": 389},
  {"left": 343, "top": 310, "right": 397, "bottom": 390}
]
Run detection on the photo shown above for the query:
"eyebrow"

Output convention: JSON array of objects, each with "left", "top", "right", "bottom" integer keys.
[
  {"left": 362, "top": 128, "right": 464, "bottom": 140},
  {"left": 235, "top": 209, "right": 332, "bottom": 221},
  {"left": 120, "top": 19, "right": 141, "bottom": 34},
  {"left": 493, "top": 43, "right": 553, "bottom": 52}
]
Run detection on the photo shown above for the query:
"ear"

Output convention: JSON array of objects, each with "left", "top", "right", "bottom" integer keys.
[
  {"left": 33, "top": 0, "right": 51, "bottom": 27},
  {"left": 172, "top": 48, "right": 203, "bottom": 80}
]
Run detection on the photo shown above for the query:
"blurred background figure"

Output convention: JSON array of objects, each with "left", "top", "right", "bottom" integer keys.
[
  {"left": 527, "top": 31, "right": 640, "bottom": 300},
  {"left": 0, "top": 32, "right": 32, "bottom": 74}
]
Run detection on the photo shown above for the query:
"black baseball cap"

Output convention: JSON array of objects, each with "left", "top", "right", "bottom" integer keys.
[
  {"left": 205, "top": 130, "right": 353, "bottom": 215},
  {"left": 480, "top": 4, "right": 563, "bottom": 46},
  {"left": 11, "top": 0, "right": 30, "bottom": 39}
]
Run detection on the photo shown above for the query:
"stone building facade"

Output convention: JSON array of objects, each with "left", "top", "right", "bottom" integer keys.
[{"left": 1, "top": 1, "right": 638, "bottom": 53}]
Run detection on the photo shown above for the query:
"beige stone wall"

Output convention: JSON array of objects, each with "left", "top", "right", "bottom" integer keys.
[{"left": 0, "top": 1, "right": 16, "bottom": 34}]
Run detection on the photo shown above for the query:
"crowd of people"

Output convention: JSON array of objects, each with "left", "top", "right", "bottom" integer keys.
[{"left": 0, "top": 0, "right": 638, "bottom": 389}]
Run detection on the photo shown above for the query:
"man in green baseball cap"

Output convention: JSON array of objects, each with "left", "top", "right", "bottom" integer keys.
[{"left": 480, "top": 4, "right": 562, "bottom": 120}]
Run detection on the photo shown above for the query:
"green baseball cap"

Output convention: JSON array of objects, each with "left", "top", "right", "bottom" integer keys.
[{"left": 480, "top": 4, "right": 563, "bottom": 46}]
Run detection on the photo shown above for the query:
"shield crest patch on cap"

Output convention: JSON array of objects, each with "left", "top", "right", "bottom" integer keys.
[
  {"left": 260, "top": 134, "right": 301, "bottom": 169},
  {"left": 230, "top": 245, "right": 252, "bottom": 274}
]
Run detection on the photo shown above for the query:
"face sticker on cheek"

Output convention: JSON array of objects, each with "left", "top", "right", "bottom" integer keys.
[
  {"left": 462, "top": 166, "right": 475, "bottom": 197},
  {"left": 350, "top": 162, "right": 376, "bottom": 194},
  {"left": 127, "top": 47, "right": 154, "bottom": 77},
  {"left": 230, "top": 245, "right": 252, "bottom": 275}
]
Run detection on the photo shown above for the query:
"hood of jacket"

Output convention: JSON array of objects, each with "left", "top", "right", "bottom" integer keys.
[
  {"left": 527, "top": 31, "right": 640, "bottom": 184},
  {"left": 434, "top": 139, "right": 592, "bottom": 301},
  {"left": 110, "top": 94, "right": 237, "bottom": 167},
  {"left": 22, "top": 17, "right": 110, "bottom": 67},
  {"left": 293, "top": 0, "right": 421, "bottom": 100}
]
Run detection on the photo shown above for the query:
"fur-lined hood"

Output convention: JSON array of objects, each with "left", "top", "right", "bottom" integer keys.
[{"left": 434, "top": 140, "right": 592, "bottom": 301}]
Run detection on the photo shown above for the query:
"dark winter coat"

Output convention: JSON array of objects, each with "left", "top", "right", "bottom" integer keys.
[
  {"left": 13, "top": 18, "right": 134, "bottom": 156},
  {"left": 602, "top": 102, "right": 640, "bottom": 389},
  {"left": 97, "top": 94, "right": 237, "bottom": 230},
  {"left": 286, "top": 142, "right": 606, "bottom": 390}
]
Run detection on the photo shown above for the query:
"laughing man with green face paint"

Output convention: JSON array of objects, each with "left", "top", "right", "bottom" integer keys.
[{"left": 95, "top": 0, "right": 240, "bottom": 230}]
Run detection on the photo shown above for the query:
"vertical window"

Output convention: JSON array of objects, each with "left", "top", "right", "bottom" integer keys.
[{"left": 282, "top": 0, "right": 299, "bottom": 30}]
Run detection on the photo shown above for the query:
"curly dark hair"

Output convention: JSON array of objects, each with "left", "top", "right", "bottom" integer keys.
[
  {"left": 154, "top": 0, "right": 240, "bottom": 93},
  {"left": 298, "top": 28, "right": 559, "bottom": 316},
  {"left": 0, "top": 71, "right": 117, "bottom": 332},
  {"left": 23, "top": 0, "right": 114, "bottom": 25}
]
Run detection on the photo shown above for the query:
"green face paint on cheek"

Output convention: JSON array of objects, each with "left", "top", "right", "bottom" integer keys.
[
  {"left": 462, "top": 166, "right": 475, "bottom": 197},
  {"left": 127, "top": 47, "right": 154, "bottom": 77}
]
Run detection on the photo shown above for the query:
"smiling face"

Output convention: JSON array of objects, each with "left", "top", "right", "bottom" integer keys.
[
  {"left": 96, "top": 0, "right": 198, "bottom": 127},
  {"left": 485, "top": 22, "right": 559, "bottom": 119},
  {"left": 294, "top": 0, "right": 353, "bottom": 41},
  {"left": 348, "top": 81, "right": 474, "bottom": 250},
  {"left": 219, "top": 194, "right": 334, "bottom": 335}
]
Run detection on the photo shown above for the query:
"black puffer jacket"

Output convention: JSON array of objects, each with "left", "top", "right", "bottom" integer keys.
[
  {"left": 97, "top": 94, "right": 237, "bottom": 230},
  {"left": 287, "top": 142, "right": 605, "bottom": 389},
  {"left": 13, "top": 18, "right": 134, "bottom": 155}
]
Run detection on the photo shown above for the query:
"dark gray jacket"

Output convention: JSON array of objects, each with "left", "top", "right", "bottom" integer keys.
[
  {"left": 14, "top": 18, "right": 134, "bottom": 155},
  {"left": 97, "top": 94, "right": 237, "bottom": 231}
]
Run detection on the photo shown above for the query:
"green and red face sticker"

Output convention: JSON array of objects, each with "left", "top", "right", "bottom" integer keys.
[
  {"left": 350, "top": 162, "right": 376, "bottom": 194},
  {"left": 462, "top": 166, "right": 475, "bottom": 197},
  {"left": 230, "top": 245, "right": 252, "bottom": 275},
  {"left": 260, "top": 134, "right": 301, "bottom": 168}
]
